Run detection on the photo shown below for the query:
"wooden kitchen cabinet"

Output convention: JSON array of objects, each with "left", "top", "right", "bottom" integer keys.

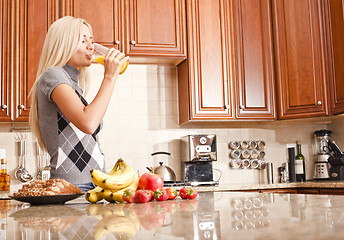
[
  {"left": 0, "top": 0, "right": 58, "bottom": 121},
  {"left": 324, "top": 0, "right": 344, "bottom": 115},
  {"left": 273, "top": 0, "right": 329, "bottom": 119},
  {"left": 61, "top": 0, "right": 186, "bottom": 64},
  {"left": 178, "top": 0, "right": 276, "bottom": 123},
  {"left": 230, "top": 0, "right": 276, "bottom": 119}
]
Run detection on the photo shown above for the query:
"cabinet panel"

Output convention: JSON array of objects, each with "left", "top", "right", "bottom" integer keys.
[
  {"left": 0, "top": 0, "right": 11, "bottom": 120},
  {"left": 260, "top": 189, "right": 298, "bottom": 194},
  {"left": 14, "top": 0, "right": 54, "bottom": 121},
  {"left": 325, "top": 0, "right": 344, "bottom": 114},
  {"left": 126, "top": 0, "right": 186, "bottom": 58},
  {"left": 178, "top": 0, "right": 232, "bottom": 123},
  {"left": 273, "top": 0, "right": 328, "bottom": 119},
  {"left": 60, "top": 0, "right": 122, "bottom": 50},
  {"left": 319, "top": 188, "right": 344, "bottom": 195},
  {"left": 231, "top": 0, "right": 276, "bottom": 119}
]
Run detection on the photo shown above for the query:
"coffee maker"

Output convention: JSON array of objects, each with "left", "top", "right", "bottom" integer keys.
[
  {"left": 313, "top": 130, "right": 332, "bottom": 180},
  {"left": 327, "top": 139, "right": 344, "bottom": 180},
  {"left": 180, "top": 135, "right": 218, "bottom": 186}
]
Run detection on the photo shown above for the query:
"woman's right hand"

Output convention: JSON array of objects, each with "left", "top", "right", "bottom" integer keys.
[{"left": 103, "top": 48, "right": 129, "bottom": 80}]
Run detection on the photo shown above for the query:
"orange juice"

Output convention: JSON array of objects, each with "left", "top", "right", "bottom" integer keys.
[{"left": 94, "top": 56, "right": 129, "bottom": 75}]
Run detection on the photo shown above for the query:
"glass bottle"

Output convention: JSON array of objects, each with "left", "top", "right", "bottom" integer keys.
[
  {"left": 295, "top": 141, "right": 306, "bottom": 182},
  {"left": 0, "top": 159, "right": 10, "bottom": 192}
]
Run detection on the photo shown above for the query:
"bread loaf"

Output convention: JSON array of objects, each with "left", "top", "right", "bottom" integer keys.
[{"left": 13, "top": 179, "right": 81, "bottom": 196}]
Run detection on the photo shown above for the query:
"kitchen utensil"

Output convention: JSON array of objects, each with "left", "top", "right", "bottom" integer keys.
[
  {"left": 15, "top": 140, "right": 33, "bottom": 182},
  {"left": 147, "top": 151, "right": 176, "bottom": 181},
  {"left": 313, "top": 130, "right": 332, "bottom": 180},
  {"left": 35, "top": 142, "right": 42, "bottom": 180},
  {"left": 42, "top": 153, "right": 51, "bottom": 181}
]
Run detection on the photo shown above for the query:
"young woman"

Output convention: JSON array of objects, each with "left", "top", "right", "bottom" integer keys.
[{"left": 29, "top": 16, "right": 128, "bottom": 192}]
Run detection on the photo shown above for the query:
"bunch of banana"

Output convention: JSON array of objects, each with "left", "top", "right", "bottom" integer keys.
[{"left": 86, "top": 158, "right": 138, "bottom": 204}]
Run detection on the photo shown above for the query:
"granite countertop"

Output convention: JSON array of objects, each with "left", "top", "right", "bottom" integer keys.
[
  {"left": 195, "top": 181, "right": 344, "bottom": 192},
  {"left": 2, "top": 191, "right": 344, "bottom": 239}
]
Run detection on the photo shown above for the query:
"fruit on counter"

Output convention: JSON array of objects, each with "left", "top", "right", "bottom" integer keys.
[
  {"left": 85, "top": 186, "right": 104, "bottom": 204},
  {"left": 110, "top": 172, "right": 139, "bottom": 203},
  {"left": 86, "top": 158, "right": 138, "bottom": 204},
  {"left": 144, "top": 189, "right": 154, "bottom": 201},
  {"left": 153, "top": 188, "right": 169, "bottom": 201},
  {"left": 122, "top": 189, "right": 135, "bottom": 203},
  {"left": 132, "top": 189, "right": 151, "bottom": 203},
  {"left": 138, "top": 172, "right": 164, "bottom": 192},
  {"left": 90, "top": 158, "right": 135, "bottom": 191},
  {"left": 179, "top": 186, "right": 198, "bottom": 199},
  {"left": 165, "top": 187, "right": 178, "bottom": 200},
  {"left": 101, "top": 188, "right": 116, "bottom": 203}
]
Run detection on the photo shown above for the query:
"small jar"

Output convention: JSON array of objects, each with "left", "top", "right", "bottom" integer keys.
[
  {"left": 0, "top": 159, "right": 10, "bottom": 192},
  {"left": 240, "top": 141, "right": 249, "bottom": 149},
  {"left": 230, "top": 159, "right": 241, "bottom": 169},
  {"left": 250, "top": 159, "right": 259, "bottom": 169},
  {"left": 241, "top": 149, "right": 251, "bottom": 159},
  {"left": 241, "top": 159, "right": 251, "bottom": 169},
  {"left": 250, "top": 149, "right": 260, "bottom": 159},
  {"left": 248, "top": 141, "right": 258, "bottom": 149},
  {"left": 257, "top": 150, "right": 266, "bottom": 160},
  {"left": 257, "top": 141, "right": 266, "bottom": 149},
  {"left": 230, "top": 149, "right": 241, "bottom": 159},
  {"left": 229, "top": 141, "right": 240, "bottom": 150}
]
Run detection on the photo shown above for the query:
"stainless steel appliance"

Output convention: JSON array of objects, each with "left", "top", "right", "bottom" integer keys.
[
  {"left": 181, "top": 135, "right": 218, "bottom": 186},
  {"left": 313, "top": 130, "right": 332, "bottom": 180}
]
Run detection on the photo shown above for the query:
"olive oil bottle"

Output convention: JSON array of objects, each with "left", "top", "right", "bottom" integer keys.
[{"left": 295, "top": 141, "right": 306, "bottom": 182}]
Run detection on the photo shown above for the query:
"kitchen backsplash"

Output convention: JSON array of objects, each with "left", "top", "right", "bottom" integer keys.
[{"left": 1, "top": 64, "right": 343, "bottom": 191}]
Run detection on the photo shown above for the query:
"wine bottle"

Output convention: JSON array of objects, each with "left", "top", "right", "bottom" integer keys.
[{"left": 295, "top": 141, "right": 306, "bottom": 182}]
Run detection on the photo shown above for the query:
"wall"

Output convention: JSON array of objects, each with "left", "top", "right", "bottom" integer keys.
[{"left": 1, "top": 64, "right": 343, "bottom": 192}]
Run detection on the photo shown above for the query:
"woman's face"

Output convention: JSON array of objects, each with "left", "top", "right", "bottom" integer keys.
[{"left": 67, "top": 25, "right": 94, "bottom": 70}]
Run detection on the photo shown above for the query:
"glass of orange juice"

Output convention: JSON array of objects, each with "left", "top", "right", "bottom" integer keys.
[{"left": 93, "top": 43, "right": 129, "bottom": 75}]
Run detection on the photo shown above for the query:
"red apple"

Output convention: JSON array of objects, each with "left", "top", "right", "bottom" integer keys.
[{"left": 138, "top": 172, "right": 164, "bottom": 192}]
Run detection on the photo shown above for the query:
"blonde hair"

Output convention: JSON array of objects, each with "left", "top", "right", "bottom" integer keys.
[{"left": 29, "top": 16, "right": 92, "bottom": 151}]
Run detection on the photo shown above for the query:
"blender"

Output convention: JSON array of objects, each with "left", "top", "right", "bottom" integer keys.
[{"left": 313, "top": 129, "right": 332, "bottom": 180}]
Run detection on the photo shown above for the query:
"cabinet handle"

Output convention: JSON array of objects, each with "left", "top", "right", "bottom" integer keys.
[
  {"left": 18, "top": 105, "right": 25, "bottom": 110},
  {"left": 1, "top": 105, "right": 7, "bottom": 109},
  {"left": 225, "top": 105, "right": 230, "bottom": 109},
  {"left": 317, "top": 101, "right": 322, "bottom": 105},
  {"left": 130, "top": 40, "right": 136, "bottom": 45},
  {"left": 239, "top": 105, "right": 244, "bottom": 110},
  {"left": 114, "top": 40, "right": 120, "bottom": 45}
]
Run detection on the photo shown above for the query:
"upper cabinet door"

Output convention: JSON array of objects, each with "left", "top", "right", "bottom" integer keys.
[
  {"left": 178, "top": 0, "right": 232, "bottom": 123},
  {"left": 0, "top": 0, "right": 11, "bottom": 120},
  {"left": 60, "top": 0, "right": 123, "bottom": 50},
  {"left": 14, "top": 0, "right": 58, "bottom": 121},
  {"left": 273, "top": 0, "right": 328, "bottom": 119},
  {"left": 325, "top": 0, "right": 344, "bottom": 115},
  {"left": 230, "top": 0, "right": 276, "bottom": 119},
  {"left": 125, "top": 0, "right": 186, "bottom": 58}
]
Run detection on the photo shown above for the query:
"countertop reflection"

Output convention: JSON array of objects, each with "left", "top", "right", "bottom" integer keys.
[{"left": 2, "top": 192, "right": 344, "bottom": 239}]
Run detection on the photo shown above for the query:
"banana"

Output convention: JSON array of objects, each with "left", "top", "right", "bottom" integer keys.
[
  {"left": 102, "top": 160, "right": 136, "bottom": 190},
  {"left": 101, "top": 188, "right": 116, "bottom": 203},
  {"left": 90, "top": 158, "right": 126, "bottom": 187},
  {"left": 85, "top": 186, "right": 104, "bottom": 203},
  {"left": 91, "top": 159, "right": 136, "bottom": 191},
  {"left": 111, "top": 172, "right": 139, "bottom": 203}
]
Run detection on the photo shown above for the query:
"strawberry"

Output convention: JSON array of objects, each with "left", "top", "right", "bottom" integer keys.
[
  {"left": 187, "top": 188, "right": 198, "bottom": 199},
  {"left": 154, "top": 188, "right": 169, "bottom": 201},
  {"left": 123, "top": 189, "right": 136, "bottom": 203},
  {"left": 144, "top": 190, "right": 154, "bottom": 201},
  {"left": 132, "top": 189, "right": 151, "bottom": 203},
  {"left": 165, "top": 187, "right": 178, "bottom": 200},
  {"left": 179, "top": 187, "right": 188, "bottom": 199},
  {"left": 179, "top": 187, "right": 198, "bottom": 199}
]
